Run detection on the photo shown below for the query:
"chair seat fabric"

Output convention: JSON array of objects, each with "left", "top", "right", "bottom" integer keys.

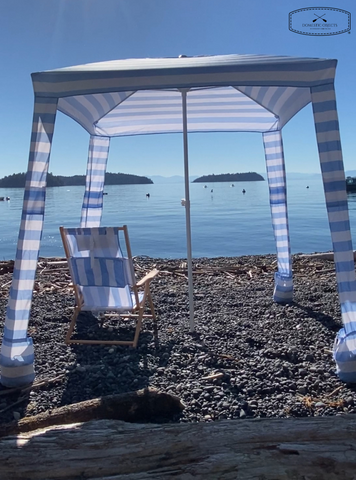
[
  {"left": 70, "top": 256, "right": 131, "bottom": 287},
  {"left": 80, "top": 286, "right": 144, "bottom": 312}
]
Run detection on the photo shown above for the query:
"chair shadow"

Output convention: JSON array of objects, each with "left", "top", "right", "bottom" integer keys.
[{"left": 60, "top": 311, "right": 178, "bottom": 412}]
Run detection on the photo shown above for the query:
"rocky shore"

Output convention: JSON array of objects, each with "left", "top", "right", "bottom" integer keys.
[{"left": 1, "top": 254, "right": 356, "bottom": 426}]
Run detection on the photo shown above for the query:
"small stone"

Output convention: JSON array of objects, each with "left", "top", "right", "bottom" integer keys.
[
  {"left": 192, "top": 389, "right": 203, "bottom": 398},
  {"left": 240, "top": 409, "right": 247, "bottom": 418},
  {"left": 13, "top": 411, "right": 21, "bottom": 421},
  {"left": 297, "top": 386, "right": 307, "bottom": 395},
  {"left": 315, "top": 402, "right": 326, "bottom": 408}
]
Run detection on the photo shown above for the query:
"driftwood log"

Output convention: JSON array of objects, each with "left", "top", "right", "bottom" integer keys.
[
  {"left": 299, "top": 251, "right": 356, "bottom": 261},
  {"left": 0, "top": 387, "right": 184, "bottom": 438},
  {"left": 1, "top": 414, "right": 356, "bottom": 479}
]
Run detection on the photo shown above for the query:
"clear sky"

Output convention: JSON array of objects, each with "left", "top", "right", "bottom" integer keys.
[{"left": 0, "top": 0, "right": 355, "bottom": 178}]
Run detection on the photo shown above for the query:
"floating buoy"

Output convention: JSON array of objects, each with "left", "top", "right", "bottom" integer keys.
[
  {"left": 204, "top": 185, "right": 207, "bottom": 188},
  {"left": 146, "top": 193, "right": 150, "bottom": 198},
  {"left": 242, "top": 189, "right": 246, "bottom": 194},
  {"left": 306, "top": 186, "right": 309, "bottom": 189},
  {"left": 231, "top": 184, "right": 234, "bottom": 187},
  {"left": 211, "top": 189, "right": 213, "bottom": 193}
]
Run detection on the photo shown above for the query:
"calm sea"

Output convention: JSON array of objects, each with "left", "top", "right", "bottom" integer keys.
[{"left": 1, "top": 175, "right": 356, "bottom": 260}]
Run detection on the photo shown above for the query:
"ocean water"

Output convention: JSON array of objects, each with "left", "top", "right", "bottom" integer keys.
[{"left": 0, "top": 175, "right": 356, "bottom": 260}]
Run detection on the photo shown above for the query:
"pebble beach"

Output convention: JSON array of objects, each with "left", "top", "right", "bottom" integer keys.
[{"left": 1, "top": 254, "right": 356, "bottom": 426}]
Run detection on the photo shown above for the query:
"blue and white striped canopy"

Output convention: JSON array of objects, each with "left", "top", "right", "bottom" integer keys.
[
  {"left": 3, "top": 53, "right": 356, "bottom": 389},
  {"left": 32, "top": 54, "right": 335, "bottom": 135}
]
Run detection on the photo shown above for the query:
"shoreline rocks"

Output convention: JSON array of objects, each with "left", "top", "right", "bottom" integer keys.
[{"left": 1, "top": 254, "right": 356, "bottom": 425}]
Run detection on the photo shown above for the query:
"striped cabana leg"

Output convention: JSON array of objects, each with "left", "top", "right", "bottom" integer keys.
[
  {"left": 263, "top": 130, "right": 293, "bottom": 303},
  {"left": 80, "top": 136, "right": 110, "bottom": 227},
  {"left": 0, "top": 97, "right": 58, "bottom": 387},
  {"left": 311, "top": 84, "right": 356, "bottom": 382}
]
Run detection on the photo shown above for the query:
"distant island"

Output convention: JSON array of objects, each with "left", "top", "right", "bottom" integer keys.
[
  {"left": 0, "top": 172, "right": 153, "bottom": 188},
  {"left": 193, "top": 172, "right": 264, "bottom": 183}
]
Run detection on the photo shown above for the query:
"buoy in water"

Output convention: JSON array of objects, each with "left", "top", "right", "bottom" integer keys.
[
  {"left": 146, "top": 193, "right": 150, "bottom": 198},
  {"left": 242, "top": 189, "right": 246, "bottom": 194},
  {"left": 231, "top": 184, "right": 234, "bottom": 187},
  {"left": 211, "top": 189, "right": 213, "bottom": 193},
  {"left": 306, "top": 186, "right": 309, "bottom": 189}
]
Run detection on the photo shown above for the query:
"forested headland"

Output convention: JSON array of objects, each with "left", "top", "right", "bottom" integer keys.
[
  {"left": 0, "top": 172, "right": 153, "bottom": 188},
  {"left": 193, "top": 172, "right": 264, "bottom": 183}
]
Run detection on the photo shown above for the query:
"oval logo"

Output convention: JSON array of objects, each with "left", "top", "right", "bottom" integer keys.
[{"left": 289, "top": 7, "right": 351, "bottom": 36}]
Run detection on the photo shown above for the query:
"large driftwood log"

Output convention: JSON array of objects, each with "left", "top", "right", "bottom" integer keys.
[
  {"left": 1, "top": 415, "right": 356, "bottom": 479},
  {"left": 0, "top": 388, "right": 183, "bottom": 438}
]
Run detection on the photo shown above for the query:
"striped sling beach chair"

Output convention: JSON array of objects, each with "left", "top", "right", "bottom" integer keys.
[{"left": 59, "top": 226, "right": 159, "bottom": 347}]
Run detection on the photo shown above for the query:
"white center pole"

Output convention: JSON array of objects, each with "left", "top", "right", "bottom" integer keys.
[{"left": 181, "top": 89, "right": 195, "bottom": 332}]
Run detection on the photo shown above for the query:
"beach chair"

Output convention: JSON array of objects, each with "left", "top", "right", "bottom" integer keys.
[{"left": 59, "top": 225, "right": 159, "bottom": 347}]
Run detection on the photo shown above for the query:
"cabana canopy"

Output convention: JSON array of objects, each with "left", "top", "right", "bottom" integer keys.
[{"left": 2, "top": 54, "right": 356, "bottom": 387}]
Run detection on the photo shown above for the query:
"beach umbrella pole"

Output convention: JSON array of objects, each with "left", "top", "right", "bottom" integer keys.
[{"left": 181, "top": 89, "right": 195, "bottom": 332}]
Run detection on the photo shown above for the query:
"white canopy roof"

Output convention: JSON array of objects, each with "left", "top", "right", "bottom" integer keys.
[{"left": 32, "top": 54, "right": 336, "bottom": 136}]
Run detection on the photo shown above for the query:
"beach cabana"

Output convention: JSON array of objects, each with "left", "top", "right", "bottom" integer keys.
[{"left": 1, "top": 54, "right": 356, "bottom": 387}]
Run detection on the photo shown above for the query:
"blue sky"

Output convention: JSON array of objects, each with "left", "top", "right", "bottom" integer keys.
[{"left": 0, "top": 0, "right": 355, "bottom": 178}]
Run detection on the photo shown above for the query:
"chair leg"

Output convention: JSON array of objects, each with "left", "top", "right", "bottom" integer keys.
[
  {"left": 65, "top": 306, "right": 81, "bottom": 344},
  {"left": 132, "top": 308, "right": 144, "bottom": 348},
  {"left": 148, "top": 291, "right": 157, "bottom": 322}
]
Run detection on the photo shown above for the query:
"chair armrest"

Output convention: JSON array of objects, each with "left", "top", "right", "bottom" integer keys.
[{"left": 136, "top": 268, "right": 159, "bottom": 287}]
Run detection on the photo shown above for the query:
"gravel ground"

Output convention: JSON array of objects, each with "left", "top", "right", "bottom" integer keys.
[{"left": 1, "top": 254, "right": 356, "bottom": 425}]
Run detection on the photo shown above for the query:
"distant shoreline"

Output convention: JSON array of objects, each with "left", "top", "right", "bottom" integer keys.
[
  {"left": 0, "top": 172, "right": 153, "bottom": 188},
  {"left": 193, "top": 172, "right": 264, "bottom": 183}
]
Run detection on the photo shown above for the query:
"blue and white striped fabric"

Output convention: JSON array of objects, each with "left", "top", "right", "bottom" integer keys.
[
  {"left": 70, "top": 257, "right": 134, "bottom": 311},
  {"left": 33, "top": 55, "right": 337, "bottom": 97},
  {"left": 1, "top": 54, "right": 354, "bottom": 386},
  {"left": 92, "top": 87, "right": 279, "bottom": 135},
  {"left": 58, "top": 86, "right": 312, "bottom": 137},
  {"left": 263, "top": 130, "right": 293, "bottom": 303},
  {"left": 80, "top": 136, "right": 110, "bottom": 227},
  {"left": 311, "top": 84, "right": 356, "bottom": 382},
  {"left": 64, "top": 227, "right": 137, "bottom": 311},
  {"left": 0, "top": 96, "right": 58, "bottom": 387}
]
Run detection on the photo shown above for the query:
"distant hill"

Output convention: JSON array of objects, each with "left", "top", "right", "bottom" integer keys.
[
  {"left": 149, "top": 175, "right": 199, "bottom": 184},
  {"left": 193, "top": 172, "right": 264, "bottom": 183},
  {"left": 0, "top": 172, "right": 153, "bottom": 188}
]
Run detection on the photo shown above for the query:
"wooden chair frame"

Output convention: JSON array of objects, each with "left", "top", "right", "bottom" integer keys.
[{"left": 60, "top": 225, "right": 159, "bottom": 348}]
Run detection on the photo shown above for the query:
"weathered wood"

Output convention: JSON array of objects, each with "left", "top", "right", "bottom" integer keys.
[
  {"left": 0, "top": 388, "right": 183, "bottom": 438},
  {"left": 1, "top": 415, "right": 356, "bottom": 479},
  {"left": 299, "top": 250, "right": 356, "bottom": 261}
]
